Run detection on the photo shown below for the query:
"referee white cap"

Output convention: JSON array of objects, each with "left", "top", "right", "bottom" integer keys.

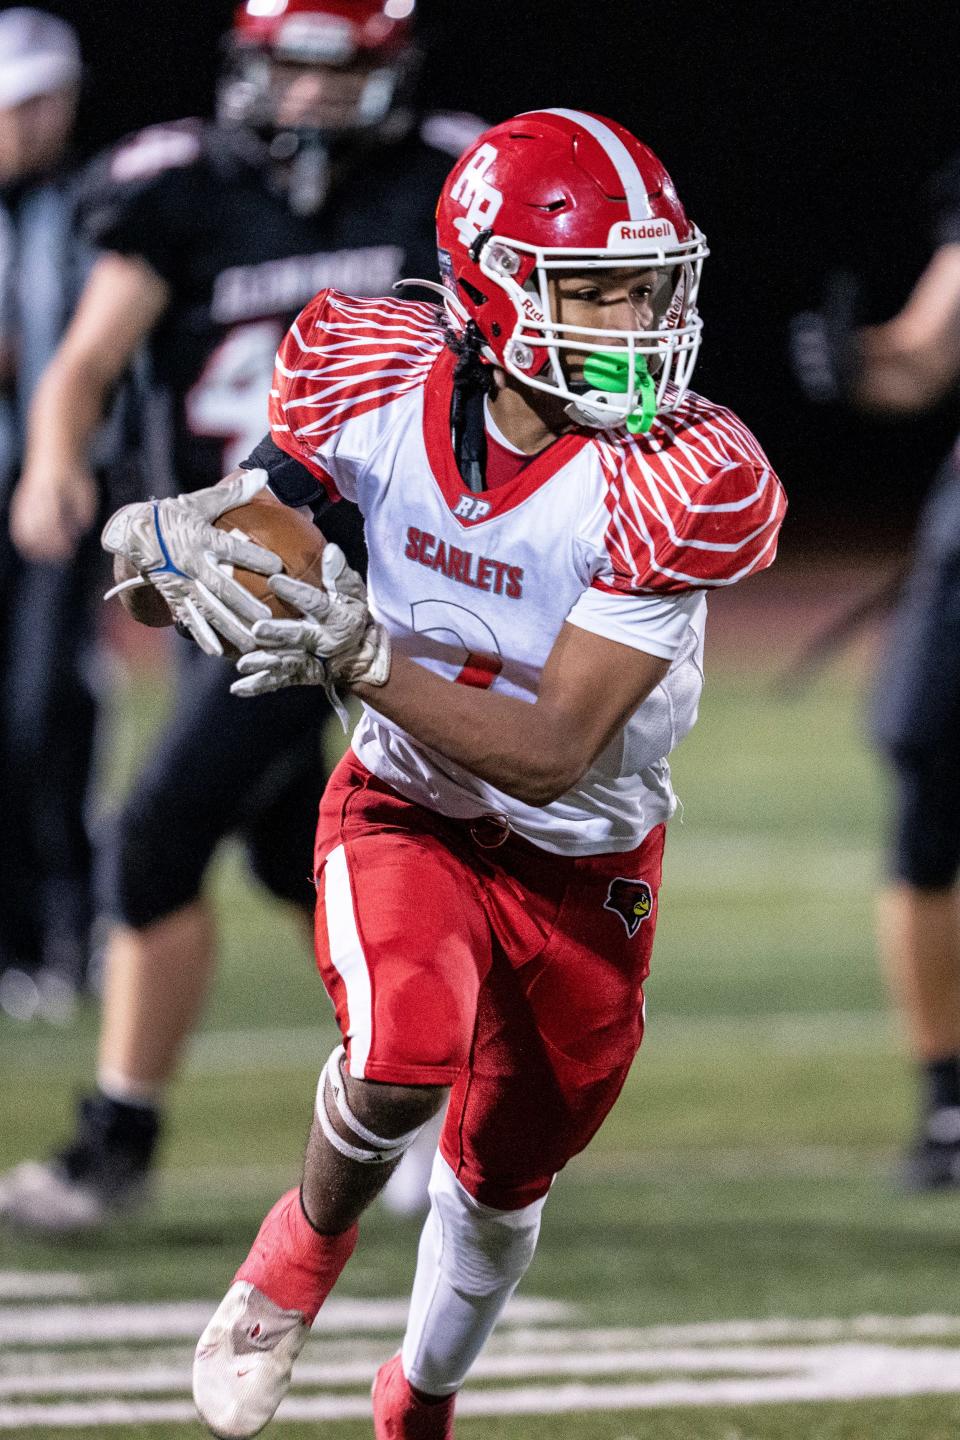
[{"left": 0, "top": 9, "right": 81, "bottom": 108}]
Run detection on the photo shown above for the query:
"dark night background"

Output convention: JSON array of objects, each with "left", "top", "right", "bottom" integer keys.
[{"left": 18, "top": 0, "right": 960, "bottom": 553}]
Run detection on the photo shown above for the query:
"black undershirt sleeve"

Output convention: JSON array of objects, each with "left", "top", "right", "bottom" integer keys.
[
  {"left": 241, "top": 434, "right": 367, "bottom": 579},
  {"left": 242, "top": 433, "right": 325, "bottom": 506}
]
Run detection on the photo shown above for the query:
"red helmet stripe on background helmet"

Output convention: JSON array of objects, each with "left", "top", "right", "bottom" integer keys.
[
  {"left": 221, "top": 0, "right": 416, "bottom": 160},
  {"left": 537, "top": 108, "right": 654, "bottom": 220},
  {"left": 232, "top": 0, "right": 414, "bottom": 59}
]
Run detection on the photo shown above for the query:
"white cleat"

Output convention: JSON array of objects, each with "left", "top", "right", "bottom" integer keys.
[
  {"left": 193, "top": 1280, "right": 310, "bottom": 1439},
  {"left": 0, "top": 1159, "right": 147, "bottom": 1234}
]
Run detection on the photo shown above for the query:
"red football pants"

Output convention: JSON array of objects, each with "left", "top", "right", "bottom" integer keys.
[{"left": 313, "top": 752, "right": 665, "bottom": 1209}]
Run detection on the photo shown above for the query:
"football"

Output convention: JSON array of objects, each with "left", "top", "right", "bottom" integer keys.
[
  {"left": 212, "top": 492, "right": 326, "bottom": 619},
  {"left": 114, "top": 493, "right": 325, "bottom": 632}
]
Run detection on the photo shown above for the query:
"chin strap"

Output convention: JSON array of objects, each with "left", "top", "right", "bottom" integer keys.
[
  {"left": 448, "top": 320, "right": 496, "bottom": 493},
  {"left": 451, "top": 374, "right": 487, "bottom": 493}
]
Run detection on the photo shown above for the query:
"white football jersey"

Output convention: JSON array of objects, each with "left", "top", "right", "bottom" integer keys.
[{"left": 269, "top": 291, "right": 786, "bottom": 856}]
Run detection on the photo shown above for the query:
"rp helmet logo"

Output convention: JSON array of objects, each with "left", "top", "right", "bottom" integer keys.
[
  {"left": 449, "top": 143, "right": 503, "bottom": 247},
  {"left": 604, "top": 878, "right": 654, "bottom": 938}
]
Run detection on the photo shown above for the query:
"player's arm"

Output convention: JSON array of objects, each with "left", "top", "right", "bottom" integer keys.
[
  {"left": 854, "top": 244, "right": 960, "bottom": 412},
  {"left": 353, "top": 625, "right": 670, "bottom": 806},
  {"left": 10, "top": 252, "right": 171, "bottom": 561},
  {"left": 234, "top": 548, "right": 672, "bottom": 806}
]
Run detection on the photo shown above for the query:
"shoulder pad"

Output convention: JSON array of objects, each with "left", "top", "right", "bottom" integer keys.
[
  {"left": 270, "top": 288, "right": 446, "bottom": 468},
  {"left": 597, "top": 394, "right": 787, "bottom": 591},
  {"left": 418, "top": 111, "right": 487, "bottom": 159},
  {"left": 106, "top": 120, "right": 206, "bottom": 186}
]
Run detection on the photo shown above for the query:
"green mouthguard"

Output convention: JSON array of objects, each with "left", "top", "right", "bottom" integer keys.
[{"left": 581, "top": 351, "right": 656, "bottom": 434}]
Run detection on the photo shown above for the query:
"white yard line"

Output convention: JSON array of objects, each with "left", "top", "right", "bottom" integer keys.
[
  {"left": 6, "top": 1304, "right": 960, "bottom": 1352},
  {"left": 0, "top": 1346, "right": 804, "bottom": 1398},
  {"left": 0, "top": 1295, "right": 571, "bottom": 1346},
  {"left": 10, "top": 1317, "right": 960, "bottom": 1385},
  {"left": 5, "top": 1344, "right": 960, "bottom": 1426},
  {"left": 4, "top": 1315, "right": 960, "bottom": 1426},
  {"left": 662, "top": 837, "right": 878, "bottom": 892},
  {"left": 0, "top": 1400, "right": 209, "bottom": 1428},
  {"left": 503, "top": 1315, "right": 960, "bottom": 1347},
  {"left": 185, "top": 1013, "right": 891, "bottom": 1074},
  {"left": 186, "top": 1026, "right": 330, "bottom": 1072},
  {"left": 0, "top": 1274, "right": 95, "bottom": 1300},
  {"left": 646, "top": 1012, "right": 892, "bottom": 1055},
  {"left": 3, "top": 1342, "right": 958, "bottom": 1397}
]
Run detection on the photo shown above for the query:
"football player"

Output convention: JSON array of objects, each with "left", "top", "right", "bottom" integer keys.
[
  {"left": 792, "top": 155, "right": 960, "bottom": 1190},
  {"left": 103, "top": 110, "right": 786, "bottom": 1437},
  {"left": 0, "top": 0, "right": 476, "bottom": 1231}
]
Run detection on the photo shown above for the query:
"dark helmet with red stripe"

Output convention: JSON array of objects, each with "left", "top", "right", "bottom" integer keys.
[
  {"left": 232, "top": 0, "right": 413, "bottom": 56},
  {"left": 220, "top": 0, "right": 417, "bottom": 138}
]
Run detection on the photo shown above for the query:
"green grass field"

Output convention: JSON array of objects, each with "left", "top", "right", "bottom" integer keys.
[{"left": 3, "top": 656, "right": 960, "bottom": 1440}]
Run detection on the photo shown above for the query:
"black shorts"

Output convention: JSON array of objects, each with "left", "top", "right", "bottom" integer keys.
[
  {"left": 873, "top": 457, "right": 960, "bottom": 755},
  {"left": 98, "top": 639, "right": 337, "bottom": 927},
  {"left": 871, "top": 455, "right": 960, "bottom": 886}
]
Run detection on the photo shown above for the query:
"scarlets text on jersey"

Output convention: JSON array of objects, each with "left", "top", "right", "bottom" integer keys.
[{"left": 268, "top": 290, "right": 787, "bottom": 856}]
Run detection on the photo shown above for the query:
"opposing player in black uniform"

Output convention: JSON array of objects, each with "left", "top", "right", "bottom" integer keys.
[
  {"left": 0, "top": 0, "right": 477, "bottom": 1230},
  {"left": 792, "top": 152, "right": 960, "bottom": 1188}
]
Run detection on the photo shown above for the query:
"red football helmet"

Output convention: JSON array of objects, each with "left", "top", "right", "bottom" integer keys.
[
  {"left": 221, "top": 0, "right": 416, "bottom": 136},
  {"left": 434, "top": 109, "right": 708, "bottom": 431}
]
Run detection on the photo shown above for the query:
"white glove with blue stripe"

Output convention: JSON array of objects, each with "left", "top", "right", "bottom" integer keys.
[{"left": 101, "top": 469, "right": 281, "bottom": 656}]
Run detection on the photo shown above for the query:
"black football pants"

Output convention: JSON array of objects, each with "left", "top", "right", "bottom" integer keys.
[
  {"left": 872, "top": 458, "right": 960, "bottom": 889},
  {"left": 98, "top": 638, "right": 335, "bottom": 928}
]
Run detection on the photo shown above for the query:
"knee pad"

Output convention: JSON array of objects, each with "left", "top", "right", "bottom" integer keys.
[
  {"left": 315, "top": 1045, "right": 428, "bottom": 1165},
  {"left": 426, "top": 1153, "right": 545, "bottom": 1296}
]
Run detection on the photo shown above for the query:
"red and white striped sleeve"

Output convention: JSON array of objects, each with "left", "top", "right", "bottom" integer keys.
[
  {"left": 268, "top": 288, "right": 446, "bottom": 502},
  {"left": 591, "top": 395, "right": 787, "bottom": 595}
]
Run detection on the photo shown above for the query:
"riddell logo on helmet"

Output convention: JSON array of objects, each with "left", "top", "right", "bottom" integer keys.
[{"left": 608, "top": 219, "right": 678, "bottom": 246}]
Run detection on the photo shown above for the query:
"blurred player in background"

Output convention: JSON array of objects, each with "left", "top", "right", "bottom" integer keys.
[
  {"left": 0, "top": 9, "right": 100, "bottom": 1020},
  {"left": 792, "top": 154, "right": 960, "bottom": 1189},
  {"left": 0, "top": 0, "right": 476, "bottom": 1232},
  {"left": 101, "top": 109, "right": 786, "bottom": 1438}
]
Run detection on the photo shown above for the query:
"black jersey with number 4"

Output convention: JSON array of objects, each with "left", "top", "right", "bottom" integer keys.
[{"left": 77, "top": 115, "right": 479, "bottom": 498}]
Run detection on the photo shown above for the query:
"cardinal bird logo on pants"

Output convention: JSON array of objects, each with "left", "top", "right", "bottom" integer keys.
[{"left": 604, "top": 878, "right": 654, "bottom": 938}]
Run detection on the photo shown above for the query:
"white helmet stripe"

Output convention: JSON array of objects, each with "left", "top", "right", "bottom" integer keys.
[{"left": 541, "top": 108, "right": 652, "bottom": 219}]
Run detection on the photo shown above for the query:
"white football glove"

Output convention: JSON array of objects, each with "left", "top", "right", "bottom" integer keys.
[
  {"left": 100, "top": 469, "right": 282, "bottom": 656},
  {"left": 230, "top": 544, "right": 390, "bottom": 720}
]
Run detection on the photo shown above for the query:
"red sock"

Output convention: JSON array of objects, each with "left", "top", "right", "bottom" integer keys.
[
  {"left": 373, "top": 1353, "right": 456, "bottom": 1439},
  {"left": 234, "top": 1187, "right": 357, "bottom": 1322}
]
